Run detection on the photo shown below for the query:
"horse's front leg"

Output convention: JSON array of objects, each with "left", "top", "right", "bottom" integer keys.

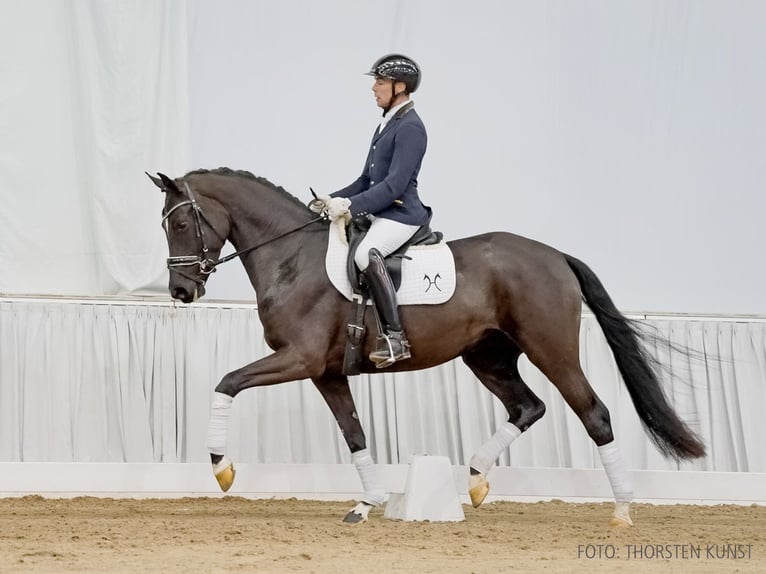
[
  {"left": 206, "top": 346, "right": 314, "bottom": 492},
  {"left": 312, "top": 373, "right": 387, "bottom": 524}
]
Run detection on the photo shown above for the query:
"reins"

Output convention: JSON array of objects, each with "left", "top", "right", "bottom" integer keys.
[{"left": 212, "top": 214, "right": 326, "bottom": 269}]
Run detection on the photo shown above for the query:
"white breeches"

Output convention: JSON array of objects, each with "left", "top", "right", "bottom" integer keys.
[{"left": 355, "top": 216, "right": 420, "bottom": 271}]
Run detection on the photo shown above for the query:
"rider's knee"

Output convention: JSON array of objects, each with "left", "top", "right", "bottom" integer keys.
[
  {"left": 356, "top": 247, "right": 385, "bottom": 272},
  {"left": 354, "top": 249, "right": 370, "bottom": 271},
  {"left": 366, "top": 248, "right": 386, "bottom": 270}
]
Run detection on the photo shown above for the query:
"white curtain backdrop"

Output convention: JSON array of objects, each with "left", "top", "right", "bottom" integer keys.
[
  {"left": 2, "top": 298, "right": 763, "bottom": 473},
  {"left": 0, "top": 0, "right": 188, "bottom": 296}
]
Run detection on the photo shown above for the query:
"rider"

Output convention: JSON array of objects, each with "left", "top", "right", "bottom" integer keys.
[{"left": 317, "top": 54, "right": 432, "bottom": 368}]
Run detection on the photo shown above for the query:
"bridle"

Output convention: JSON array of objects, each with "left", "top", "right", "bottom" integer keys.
[
  {"left": 161, "top": 181, "right": 325, "bottom": 285},
  {"left": 161, "top": 182, "right": 221, "bottom": 282}
]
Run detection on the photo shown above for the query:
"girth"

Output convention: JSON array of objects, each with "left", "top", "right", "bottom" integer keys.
[{"left": 346, "top": 216, "right": 443, "bottom": 293}]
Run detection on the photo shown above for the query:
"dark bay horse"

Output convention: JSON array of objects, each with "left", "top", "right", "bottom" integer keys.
[{"left": 149, "top": 168, "right": 705, "bottom": 525}]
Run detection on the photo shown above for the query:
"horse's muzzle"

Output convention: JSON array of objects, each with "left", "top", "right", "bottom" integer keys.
[{"left": 171, "top": 283, "right": 205, "bottom": 304}]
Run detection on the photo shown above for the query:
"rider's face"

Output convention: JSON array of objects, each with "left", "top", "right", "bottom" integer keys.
[{"left": 372, "top": 77, "right": 405, "bottom": 109}]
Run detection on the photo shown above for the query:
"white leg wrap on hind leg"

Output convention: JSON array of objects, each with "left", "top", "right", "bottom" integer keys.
[
  {"left": 352, "top": 449, "right": 388, "bottom": 507},
  {"left": 206, "top": 392, "right": 233, "bottom": 456},
  {"left": 598, "top": 440, "right": 633, "bottom": 503},
  {"left": 470, "top": 422, "right": 522, "bottom": 475}
]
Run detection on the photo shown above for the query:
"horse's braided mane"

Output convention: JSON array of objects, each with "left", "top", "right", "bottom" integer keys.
[{"left": 184, "top": 167, "right": 309, "bottom": 210}]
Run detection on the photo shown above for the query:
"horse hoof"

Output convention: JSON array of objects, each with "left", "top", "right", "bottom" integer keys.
[
  {"left": 609, "top": 502, "right": 633, "bottom": 528},
  {"left": 468, "top": 473, "right": 489, "bottom": 508},
  {"left": 609, "top": 515, "right": 633, "bottom": 528},
  {"left": 342, "top": 502, "right": 372, "bottom": 524},
  {"left": 212, "top": 457, "right": 236, "bottom": 492},
  {"left": 342, "top": 511, "right": 365, "bottom": 524}
]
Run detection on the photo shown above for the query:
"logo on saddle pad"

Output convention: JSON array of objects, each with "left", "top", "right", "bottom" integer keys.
[
  {"left": 423, "top": 273, "right": 442, "bottom": 292},
  {"left": 325, "top": 220, "right": 456, "bottom": 305}
]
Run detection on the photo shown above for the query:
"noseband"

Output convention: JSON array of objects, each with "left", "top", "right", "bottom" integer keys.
[{"left": 162, "top": 181, "right": 326, "bottom": 285}]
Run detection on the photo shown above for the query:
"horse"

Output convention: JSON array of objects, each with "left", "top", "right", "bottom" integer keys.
[{"left": 148, "top": 167, "right": 706, "bottom": 526}]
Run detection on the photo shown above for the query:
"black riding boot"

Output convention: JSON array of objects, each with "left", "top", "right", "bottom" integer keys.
[{"left": 363, "top": 248, "right": 411, "bottom": 368}]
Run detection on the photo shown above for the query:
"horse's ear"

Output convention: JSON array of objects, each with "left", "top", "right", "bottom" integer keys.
[
  {"left": 146, "top": 171, "right": 181, "bottom": 193},
  {"left": 158, "top": 172, "right": 181, "bottom": 193},
  {"left": 146, "top": 172, "right": 165, "bottom": 191}
]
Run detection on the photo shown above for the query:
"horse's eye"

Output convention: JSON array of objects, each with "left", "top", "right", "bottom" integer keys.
[{"left": 173, "top": 220, "right": 189, "bottom": 232}]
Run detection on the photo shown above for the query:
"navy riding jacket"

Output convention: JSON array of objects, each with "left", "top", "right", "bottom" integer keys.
[{"left": 331, "top": 105, "right": 432, "bottom": 226}]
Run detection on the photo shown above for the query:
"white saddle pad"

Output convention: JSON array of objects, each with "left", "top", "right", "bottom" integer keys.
[{"left": 325, "top": 220, "right": 456, "bottom": 305}]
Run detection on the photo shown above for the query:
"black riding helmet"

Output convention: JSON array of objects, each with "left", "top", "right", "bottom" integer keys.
[{"left": 365, "top": 53, "right": 421, "bottom": 94}]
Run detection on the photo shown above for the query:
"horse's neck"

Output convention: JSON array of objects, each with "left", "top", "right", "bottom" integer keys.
[
  {"left": 220, "top": 183, "right": 322, "bottom": 297},
  {"left": 239, "top": 229, "right": 327, "bottom": 310},
  {"left": 217, "top": 179, "right": 309, "bottom": 247}
]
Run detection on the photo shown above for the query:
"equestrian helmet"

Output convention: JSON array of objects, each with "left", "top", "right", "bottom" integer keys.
[{"left": 366, "top": 54, "right": 421, "bottom": 93}]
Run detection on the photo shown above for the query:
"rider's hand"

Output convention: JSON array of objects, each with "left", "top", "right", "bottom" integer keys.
[
  {"left": 326, "top": 197, "right": 351, "bottom": 222},
  {"left": 308, "top": 194, "right": 329, "bottom": 214}
]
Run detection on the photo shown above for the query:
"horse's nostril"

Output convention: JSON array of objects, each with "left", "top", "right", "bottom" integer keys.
[{"left": 171, "top": 287, "right": 187, "bottom": 302}]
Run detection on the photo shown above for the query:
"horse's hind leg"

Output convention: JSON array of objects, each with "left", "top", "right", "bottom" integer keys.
[
  {"left": 528, "top": 345, "right": 634, "bottom": 527},
  {"left": 461, "top": 330, "right": 546, "bottom": 508},
  {"left": 311, "top": 373, "right": 386, "bottom": 524}
]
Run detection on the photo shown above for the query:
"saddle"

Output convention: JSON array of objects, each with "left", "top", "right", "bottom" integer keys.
[
  {"left": 345, "top": 214, "right": 443, "bottom": 293},
  {"left": 341, "top": 213, "right": 443, "bottom": 376}
]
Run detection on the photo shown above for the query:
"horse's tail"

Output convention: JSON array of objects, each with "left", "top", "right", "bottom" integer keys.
[{"left": 564, "top": 253, "right": 706, "bottom": 460}]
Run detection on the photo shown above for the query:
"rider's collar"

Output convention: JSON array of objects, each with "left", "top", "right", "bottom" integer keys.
[{"left": 379, "top": 98, "right": 414, "bottom": 132}]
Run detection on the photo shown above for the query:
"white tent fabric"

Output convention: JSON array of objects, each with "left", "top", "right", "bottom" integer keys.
[
  {"left": 1, "top": 298, "right": 763, "bottom": 473},
  {"left": 187, "top": 0, "right": 766, "bottom": 315},
  {"left": 1, "top": 1, "right": 765, "bottom": 314}
]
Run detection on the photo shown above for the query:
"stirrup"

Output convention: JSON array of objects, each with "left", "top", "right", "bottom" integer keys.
[{"left": 369, "top": 332, "right": 411, "bottom": 369}]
